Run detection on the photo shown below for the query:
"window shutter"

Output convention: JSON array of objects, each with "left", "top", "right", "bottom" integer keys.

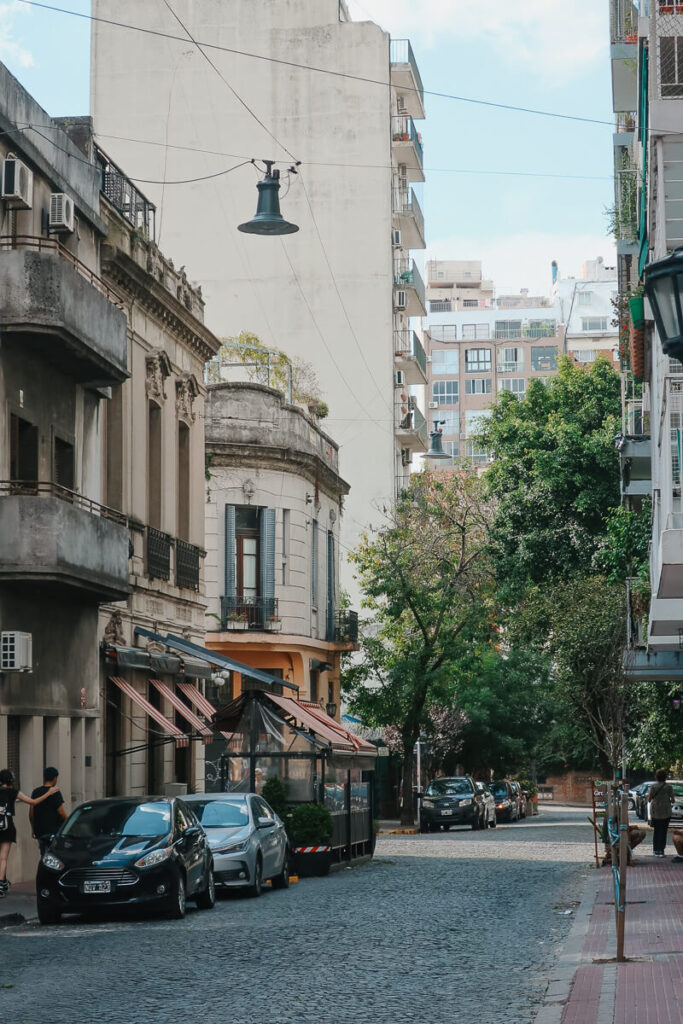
[
  {"left": 224, "top": 505, "right": 236, "bottom": 605},
  {"left": 326, "top": 531, "right": 335, "bottom": 642},
  {"left": 260, "top": 508, "right": 276, "bottom": 618}
]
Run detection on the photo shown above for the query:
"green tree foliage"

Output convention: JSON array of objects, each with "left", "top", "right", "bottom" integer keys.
[
  {"left": 262, "top": 776, "right": 288, "bottom": 820},
  {"left": 594, "top": 500, "right": 651, "bottom": 584},
  {"left": 342, "top": 472, "right": 492, "bottom": 823}
]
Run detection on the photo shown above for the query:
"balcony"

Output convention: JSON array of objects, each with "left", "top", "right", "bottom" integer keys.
[
  {"left": 429, "top": 300, "right": 452, "bottom": 314},
  {"left": 610, "top": 0, "right": 640, "bottom": 43},
  {"left": 327, "top": 610, "right": 359, "bottom": 645},
  {"left": 394, "top": 330, "right": 427, "bottom": 384},
  {"left": 390, "top": 39, "right": 425, "bottom": 119},
  {"left": 394, "top": 258, "right": 426, "bottom": 316},
  {"left": 96, "top": 147, "right": 156, "bottom": 241},
  {"left": 619, "top": 437, "right": 651, "bottom": 497},
  {"left": 391, "top": 115, "right": 424, "bottom": 183},
  {"left": 147, "top": 527, "right": 172, "bottom": 582},
  {"left": 610, "top": 0, "right": 638, "bottom": 111},
  {"left": 176, "top": 539, "right": 202, "bottom": 591},
  {"left": 395, "top": 398, "right": 428, "bottom": 452},
  {"left": 220, "top": 596, "right": 279, "bottom": 631},
  {"left": 0, "top": 482, "right": 130, "bottom": 601},
  {"left": 0, "top": 238, "right": 128, "bottom": 386},
  {"left": 392, "top": 186, "right": 425, "bottom": 250}
]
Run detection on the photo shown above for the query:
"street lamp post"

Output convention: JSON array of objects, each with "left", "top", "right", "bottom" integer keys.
[{"left": 643, "top": 247, "right": 683, "bottom": 361}]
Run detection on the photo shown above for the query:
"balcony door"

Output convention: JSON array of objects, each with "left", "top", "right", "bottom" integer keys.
[
  {"left": 236, "top": 507, "right": 260, "bottom": 617},
  {"left": 224, "top": 505, "right": 276, "bottom": 628}
]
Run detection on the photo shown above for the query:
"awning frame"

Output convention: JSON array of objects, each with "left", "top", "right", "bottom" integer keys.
[{"left": 109, "top": 676, "right": 189, "bottom": 748}]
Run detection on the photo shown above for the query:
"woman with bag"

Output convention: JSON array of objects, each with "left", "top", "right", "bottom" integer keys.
[
  {"left": 649, "top": 768, "right": 675, "bottom": 857},
  {"left": 0, "top": 769, "right": 59, "bottom": 897}
]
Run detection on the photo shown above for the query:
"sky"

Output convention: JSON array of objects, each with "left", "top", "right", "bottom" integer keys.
[{"left": 1, "top": 0, "right": 616, "bottom": 294}]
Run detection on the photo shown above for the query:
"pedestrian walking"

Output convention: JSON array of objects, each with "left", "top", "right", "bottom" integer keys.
[
  {"left": 30, "top": 767, "right": 67, "bottom": 856},
  {"left": 649, "top": 768, "right": 675, "bottom": 857},
  {"left": 0, "top": 769, "right": 59, "bottom": 897}
]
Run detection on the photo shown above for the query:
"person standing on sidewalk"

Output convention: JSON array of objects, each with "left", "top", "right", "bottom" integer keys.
[
  {"left": 649, "top": 768, "right": 675, "bottom": 857},
  {"left": 0, "top": 769, "right": 60, "bottom": 898},
  {"left": 29, "top": 767, "right": 67, "bottom": 856}
]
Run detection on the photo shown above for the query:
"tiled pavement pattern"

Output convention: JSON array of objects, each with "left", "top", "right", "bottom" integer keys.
[{"left": 0, "top": 805, "right": 591, "bottom": 1024}]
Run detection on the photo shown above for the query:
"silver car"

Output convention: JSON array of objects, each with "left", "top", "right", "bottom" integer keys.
[{"left": 184, "top": 793, "right": 289, "bottom": 897}]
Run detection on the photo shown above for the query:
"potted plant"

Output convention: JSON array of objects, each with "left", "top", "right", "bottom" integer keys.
[
  {"left": 226, "top": 611, "right": 248, "bottom": 630},
  {"left": 265, "top": 614, "right": 282, "bottom": 631},
  {"left": 288, "top": 803, "right": 333, "bottom": 877}
]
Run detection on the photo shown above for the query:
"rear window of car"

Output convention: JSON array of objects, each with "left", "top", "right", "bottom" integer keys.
[
  {"left": 489, "top": 782, "right": 508, "bottom": 795},
  {"left": 426, "top": 779, "right": 473, "bottom": 796}
]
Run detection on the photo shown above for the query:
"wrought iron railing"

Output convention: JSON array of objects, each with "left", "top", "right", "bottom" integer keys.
[
  {"left": 390, "top": 39, "right": 425, "bottom": 108},
  {"left": 176, "top": 539, "right": 201, "bottom": 590},
  {"left": 328, "top": 610, "right": 359, "bottom": 644},
  {"left": 394, "top": 257, "right": 425, "bottom": 309},
  {"left": 0, "top": 480, "right": 127, "bottom": 525},
  {"left": 147, "top": 527, "right": 172, "bottom": 581},
  {"left": 0, "top": 235, "right": 123, "bottom": 307},
  {"left": 220, "top": 596, "right": 279, "bottom": 630},
  {"left": 96, "top": 146, "right": 156, "bottom": 240},
  {"left": 392, "top": 186, "right": 425, "bottom": 242},
  {"left": 394, "top": 329, "right": 427, "bottom": 377}
]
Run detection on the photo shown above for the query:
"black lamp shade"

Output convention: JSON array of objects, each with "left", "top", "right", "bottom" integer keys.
[
  {"left": 423, "top": 424, "right": 450, "bottom": 460},
  {"left": 326, "top": 701, "right": 337, "bottom": 718},
  {"left": 644, "top": 247, "right": 683, "bottom": 361},
  {"left": 238, "top": 171, "right": 299, "bottom": 236}
]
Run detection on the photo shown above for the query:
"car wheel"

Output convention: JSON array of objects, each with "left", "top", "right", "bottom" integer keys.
[
  {"left": 471, "top": 815, "right": 479, "bottom": 831},
  {"left": 37, "top": 901, "right": 61, "bottom": 926},
  {"left": 249, "top": 857, "right": 263, "bottom": 898},
  {"left": 489, "top": 815, "right": 497, "bottom": 829},
  {"left": 168, "top": 873, "right": 186, "bottom": 920},
  {"left": 272, "top": 849, "right": 290, "bottom": 890},
  {"left": 195, "top": 865, "right": 216, "bottom": 910}
]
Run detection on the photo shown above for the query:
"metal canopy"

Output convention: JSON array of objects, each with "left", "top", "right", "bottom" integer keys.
[
  {"left": 623, "top": 649, "right": 683, "bottom": 681},
  {"left": 133, "top": 626, "right": 299, "bottom": 693}
]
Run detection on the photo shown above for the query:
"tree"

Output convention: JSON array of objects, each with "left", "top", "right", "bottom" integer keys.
[{"left": 342, "top": 472, "right": 492, "bottom": 824}]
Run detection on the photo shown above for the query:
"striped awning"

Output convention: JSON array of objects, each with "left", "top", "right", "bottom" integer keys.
[
  {"left": 109, "top": 676, "right": 189, "bottom": 748},
  {"left": 177, "top": 681, "right": 232, "bottom": 742},
  {"left": 150, "top": 679, "right": 212, "bottom": 744}
]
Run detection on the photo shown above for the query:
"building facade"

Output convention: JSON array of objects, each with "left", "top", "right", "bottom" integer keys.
[
  {"left": 203, "top": 382, "right": 357, "bottom": 716},
  {"left": 90, "top": 1, "right": 426, "bottom": 601}
]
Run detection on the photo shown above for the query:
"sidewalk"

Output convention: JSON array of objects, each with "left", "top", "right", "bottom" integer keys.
[
  {"left": 537, "top": 844, "right": 683, "bottom": 1024},
  {"left": 0, "top": 880, "right": 36, "bottom": 928}
]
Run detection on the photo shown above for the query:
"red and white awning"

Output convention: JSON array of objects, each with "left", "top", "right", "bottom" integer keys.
[
  {"left": 109, "top": 676, "right": 189, "bottom": 748},
  {"left": 150, "top": 679, "right": 212, "bottom": 744}
]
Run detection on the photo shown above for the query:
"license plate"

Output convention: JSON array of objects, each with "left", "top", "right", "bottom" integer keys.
[
  {"left": 441, "top": 809, "right": 453, "bottom": 816},
  {"left": 83, "top": 880, "right": 111, "bottom": 894}
]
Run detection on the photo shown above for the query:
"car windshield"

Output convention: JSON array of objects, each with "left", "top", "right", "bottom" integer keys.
[
  {"left": 189, "top": 800, "right": 250, "bottom": 828},
  {"left": 62, "top": 801, "right": 171, "bottom": 838},
  {"left": 426, "top": 779, "right": 473, "bottom": 796},
  {"left": 489, "top": 783, "right": 508, "bottom": 796},
  {"left": 671, "top": 783, "right": 683, "bottom": 799}
]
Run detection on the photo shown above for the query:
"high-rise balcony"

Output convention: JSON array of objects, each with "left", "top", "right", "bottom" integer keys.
[
  {"left": 392, "top": 186, "right": 425, "bottom": 250},
  {"left": 394, "top": 257, "right": 426, "bottom": 316},
  {"left": 610, "top": 0, "right": 638, "bottom": 111},
  {"left": 390, "top": 39, "right": 425, "bottom": 119},
  {"left": 394, "top": 329, "right": 427, "bottom": 384},
  {"left": 395, "top": 398, "right": 428, "bottom": 452},
  {"left": 391, "top": 115, "right": 424, "bottom": 183},
  {"left": 0, "top": 237, "right": 128, "bottom": 386}
]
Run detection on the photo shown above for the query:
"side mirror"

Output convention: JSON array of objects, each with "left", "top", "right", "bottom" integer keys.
[{"left": 257, "top": 816, "right": 275, "bottom": 829}]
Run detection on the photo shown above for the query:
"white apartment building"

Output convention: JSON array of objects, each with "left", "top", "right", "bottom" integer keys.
[
  {"left": 90, "top": 1, "right": 426, "bottom": 600},
  {"left": 554, "top": 257, "right": 620, "bottom": 366}
]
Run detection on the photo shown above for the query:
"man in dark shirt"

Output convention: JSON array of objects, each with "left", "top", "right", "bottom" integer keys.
[{"left": 30, "top": 767, "right": 67, "bottom": 855}]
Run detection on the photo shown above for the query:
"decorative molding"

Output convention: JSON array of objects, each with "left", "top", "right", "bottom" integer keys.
[
  {"left": 176, "top": 372, "right": 200, "bottom": 423},
  {"left": 103, "top": 610, "right": 126, "bottom": 646},
  {"left": 145, "top": 349, "right": 172, "bottom": 402}
]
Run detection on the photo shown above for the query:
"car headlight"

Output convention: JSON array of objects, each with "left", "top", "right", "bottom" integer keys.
[
  {"left": 459, "top": 799, "right": 472, "bottom": 807},
  {"left": 214, "top": 840, "right": 249, "bottom": 855},
  {"left": 134, "top": 847, "right": 173, "bottom": 869},
  {"left": 421, "top": 799, "right": 434, "bottom": 808},
  {"left": 42, "top": 852, "right": 64, "bottom": 872}
]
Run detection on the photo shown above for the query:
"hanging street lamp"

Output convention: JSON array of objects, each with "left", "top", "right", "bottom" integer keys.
[
  {"left": 643, "top": 247, "right": 683, "bottom": 361},
  {"left": 423, "top": 419, "right": 450, "bottom": 461},
  {"left": 238, "top": 160, "right": 299, "bottom": 236}
]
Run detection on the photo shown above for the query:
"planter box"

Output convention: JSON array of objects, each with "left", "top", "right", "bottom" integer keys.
[
  {"left": 291, "top": 846, "right": 332, "bottom": 878},
  {"left": 226, "top": 620, "right": 248, "bottom": 631}
]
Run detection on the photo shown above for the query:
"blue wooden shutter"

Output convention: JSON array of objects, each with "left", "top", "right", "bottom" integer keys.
[
  {"left": 224, "top": 505, "right": 236, "bottom": 614},
  {"left": 311, "top": 520, "right": 318, "bottom": 607},
  {"left": 260, "top": 508, "right": 276, "bottom": 618},
  {"left": 326, "top": 531, "right": 335, "bottom": 641}
]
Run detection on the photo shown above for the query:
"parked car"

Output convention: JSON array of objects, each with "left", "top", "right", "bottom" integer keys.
[
  {"left": 635, "top": 782, "right": 656, "bottom": 820},
  {"left": 184, "top": 792, "right": 289, "bottom": 896},
  {"left": 510, "top": 781, "right": 527, "bottom": 819},
  {"left": 668, "top": 781, "right": 683, "bottom": 822},
  {"left": 420, "top": 776, "right": 491, "bottom": 831},
  {"left": 627, "top": 786, "right": 638, "bottom": 810},
  {"left": 475, "top": 781, "right": 496, "bottom": 828},
  {"left": 488, "top": 780, "right": 519, "bottom": 823},
  {"left": 36, "top": 796, "right": 214, "bottom": 925}
]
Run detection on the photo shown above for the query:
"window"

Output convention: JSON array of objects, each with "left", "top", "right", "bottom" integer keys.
[
  {"left": 498, "top": 378, "right": 526, "bottom": 395},
  {"left": 465, "top": 409, "right": 493, "bottom": 436},
  {"left": 429, "top": 300, "right": 452, "bottom": 313},
  {"left": 581, "top": 317, "right": 608, "bottom": 332},
  {"left": 148, "top": 402, "right": 162, "bottom": 529},
  {"left": 527, "top": 320, "right": 556, "bottom": 338},
  {"left": 327, "top": 530, "right": 335, "bottom": 641},
  {"left": 465, "top": 441, "right": 488, "bottom": 465},
  {"left": 465, "top": 378, "right": 492, "bottom": 395},
  {"left": 531, "top": 346, "right": 558, "bottom": 371},
  {"left": 281, "top": 509, "right": 289, "bottom": 585},
  {"left": 495, "top": 320, "right": 522, "bottom": 339},
  {"left": 462, "top": 299, "right": 478, "bottom": 308},
  {"left": 443, "top": 441, "right": 460, "bottom": 460},
  {"left": 236, "top": 507, "right": 259, "bottom": 604},
  {"left": 465, "top": 348, "right": 491, "bottom": 372},
  {"left": 177, "top": 423, "right": 190, "bottom": 541},
  {"left": 497, "top": 347, "right": 524, "bottom": 372},
  {"left": 570, "top": 350, "right": 597, "bottom": 363},
  {"left": 437, "top": 272, "right": 444, "bottom": 279},
  {"left": 53, "top": 436, "right": 74, "bottom": 491},
  {"left": 462, "top": 323, "right": 489, "bottom": 340},
  {"left": 10, "top": 414, "right": 38, "bottom": 482},
  {"left": 660, "top": 36, "right": 683, "bottom": 98},
  {"left": 311, "top": 519, "right": 318, "bottom": 607},
  {"left": 439, "top": 411, "right": 459, "bottom": 434},
  {"left": 429, "top": 325, "right": 457, "bottom": 342},
  {"left": 431, "top": 349, "right": 459, "bottom": 374},
  {"left": 578, "top": 291, "right": 592, "bottom": 306},
  {"left": 432, "top": 380, "right": 459, "bottom": 405},
  {"left": 105, "top": 385, "right": 123, "bottom": 510}
]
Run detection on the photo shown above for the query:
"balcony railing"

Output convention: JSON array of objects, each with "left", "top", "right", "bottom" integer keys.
[
  {"left": 394, "top": 329, "right": 427, "bottom": 378},
  {"left": 497, "top": 360, "right": 525, "bottom": 373},
  {"left": 390, "top": 39, "right": 425, "bottom": 109},
  {"left": 0, "top": 480, "right": 127, "bottom": 525},
  {"left": 394, "top": 257, "right": 425, "bottom": 309},
  {"left": 176, "top": 539, "right": 201, "bottom": 590},
  {"left": 328, "top": 610, "right": 359, "bottom": 644},
  {"left": 391, "top": 115, "right": 424, "bottom": 167},
  {"left": 220, "top": 596, "right": 279, "bottom": 631},
  {"left": 96, "top": 145, "right": 156, "bottom": 241},
  {"left": 610, "top": 0, "right": 639, "bottom": 43},
  {"left": 392, "top": 187, "right": 425, "bottom": 244},
  {"left": 147, "top": 527, "right": 172, "bottom": 581},
  {"left": 0, "top": 235, "right": 123, "bottom": 308},
  {"left": 429, "top": 300, "right": 452, "bottom": 314}
]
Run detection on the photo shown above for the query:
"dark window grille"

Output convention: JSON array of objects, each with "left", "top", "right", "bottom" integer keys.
[
  {"left": 329, "top": 610, "right": 359, "bottom": 644},
  {"left": 220, "top": 596, "right": 278, "bottom": 630},
  {"left": 147, "top": 527, "right": 172, "bottom": 581},
  {"left": 176, "top": 539, "right": 201, "bottom": 590}
]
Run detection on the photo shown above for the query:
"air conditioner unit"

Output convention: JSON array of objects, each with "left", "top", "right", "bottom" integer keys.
[
  {"left": 49, "top": 193, "right": 75, "bottom": 233},
  {"left": 392, "top": 229, "right": 402, "bottom": 248},
  {"left": 394, "top": 370, "right": 405, "bottom": 387},
  {"left": 401, "top": 447, "right": 411, "bottom": 467},
  {"left": 428, "top": 401, "right": 439, "bottom": 409},
  {"left": 1, "top": 156, "right": 33, "bottom": 209},
  {"left": 1, "top": 631, "right": 33, "bottom": 672},
  {"left": 395, "top": 290, "right": 407, "bottom": 310},
  {"left": 460, "top": 432, "right": 467, "bottom": 440}
]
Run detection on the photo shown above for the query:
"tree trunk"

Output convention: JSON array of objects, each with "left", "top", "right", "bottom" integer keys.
[{"left": 400, "top": 741, "right": 416, "bottom": 826}]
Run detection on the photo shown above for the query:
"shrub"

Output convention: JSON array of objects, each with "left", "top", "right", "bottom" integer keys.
[
  {"left": 262, "top": 776, "right": 288, "bottom": 820},
  {"left": 288, "top": 803, "right": 333, "bottom": 845}
]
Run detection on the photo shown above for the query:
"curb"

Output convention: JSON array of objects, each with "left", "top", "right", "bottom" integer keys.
[
  {"left": 378, "top": 828, "right": 418, "bottom": 835},
  {"left": 0, "top": 912, "right": 27, "bottom": 929}
]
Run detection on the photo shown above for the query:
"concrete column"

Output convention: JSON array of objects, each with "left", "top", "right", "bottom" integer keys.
[
  {"left": 16, "top": 715, "right": 43, "bottom": 882},
  {"left": 84, "top": 717, "right": 100, "bottom": 800},
  {"left": 44, "top": 716, "right": 72, "bottom": 805},
  {"left": 0, "top": 714, "right": 7, "bottom": 769},
  {"left": 71, "top": 717, "right": 85, "bottom": 807}
]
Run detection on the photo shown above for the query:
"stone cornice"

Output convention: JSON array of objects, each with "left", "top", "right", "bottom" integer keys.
[
  {"left": 101, "top": 244, "right": 221, "bottom": 363},
  {"left": 207, "top": 441, "right": 350, "bottom": 501}
]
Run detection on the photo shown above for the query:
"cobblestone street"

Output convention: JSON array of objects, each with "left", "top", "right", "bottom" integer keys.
[{"left": 1, "top": 805, "right": 592, "bottom": 1024}]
